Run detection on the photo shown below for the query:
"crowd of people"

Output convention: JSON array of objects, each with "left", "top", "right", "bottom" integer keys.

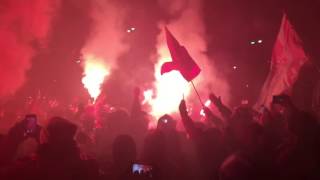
[{"left": 0, "top": 90, "right": 319, "bottom": 180}]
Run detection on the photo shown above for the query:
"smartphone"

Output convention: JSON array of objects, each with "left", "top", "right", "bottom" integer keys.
[
  {"left": 132, "top": 163, "right": 153, "bottom": 177},
  {"left": 25, "top": 114, "right": 37, "bottom": 134}
]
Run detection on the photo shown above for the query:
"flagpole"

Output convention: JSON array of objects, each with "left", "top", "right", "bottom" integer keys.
[{"left": 191, "top": 80, "right": 204, "bottom": 107}]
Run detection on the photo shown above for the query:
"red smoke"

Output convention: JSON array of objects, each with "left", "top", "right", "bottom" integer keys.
[
  {"left": 0, "top": 0, "right": 59, "bottom": 98},
  {"left": 81, "top": 0, "right": 129, "bottom": 101}
]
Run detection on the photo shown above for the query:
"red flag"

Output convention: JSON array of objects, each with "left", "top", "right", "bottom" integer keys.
[
  {"left": 161, "top": 27, "right": 201, "bottom": 82},
  {"left": 256, "top": 14, "right": 308, "bottom": 107}
]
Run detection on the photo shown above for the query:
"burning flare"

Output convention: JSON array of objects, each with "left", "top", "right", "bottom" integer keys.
[
  {"left": 144, "top": 44, "right": 191, "bottom": 119},
  {"left": 82, "top": 55, "right": 109, "bottom": 102}
]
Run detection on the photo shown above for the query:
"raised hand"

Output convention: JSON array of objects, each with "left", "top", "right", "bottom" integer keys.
[
  {"left": 209, "top": 93, "right": 222, "bottom": 107},
  {"left": 209, "top": 93, "right": 232, "bottom": 120},
  {"left": 203, "top": 107, "right": 224, "bottom": 128},
  {"left": 179, "top": 99, "right": 188, "bottom": 117},
  {"left": 179, "top": 99, "right": 200, "bottom": 137}
]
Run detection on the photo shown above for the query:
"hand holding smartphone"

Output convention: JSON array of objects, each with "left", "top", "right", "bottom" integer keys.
[
  {"left": 132, "top": 163, "right": 153, "bottom": 178},
  {"left": 24, "top": 114, "right": 37, "bottom": 136}
]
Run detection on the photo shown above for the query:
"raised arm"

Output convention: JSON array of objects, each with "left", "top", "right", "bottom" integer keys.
[
  {"left": 209, "top": 93, "right": 232, "bottom": 120},
  {"left": 203, "top": 107, "right": 224, "bottom": 130},
  {"left": 179, "top": 100, "right": 201, "bottom": 138}
]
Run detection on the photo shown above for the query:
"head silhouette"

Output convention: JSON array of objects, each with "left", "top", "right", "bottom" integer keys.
[
  {"left": 157, "top": 114, "right": 176, "bottom": 132},
  {"left": 46, "top": 117, "right": 77, "bottom": 144},
  {"left": 112, "top": 134, "right": 137, "bottom": 165}
]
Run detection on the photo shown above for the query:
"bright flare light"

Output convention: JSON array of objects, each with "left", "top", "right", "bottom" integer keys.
[
  {"left": 143, "top": 89, "right": 153, "bottom": 105},
  {"left": 204, "top": 99, "right": 211, "bottom": 107},
  {"left": 145, "top": 45, "right": 191, "bottom": 120},
  {"left": 82, "top": 55, "right": 109, "bottom": 103},
  {"left": 200, "top": 99, "right": 211, "bottom": 116}
]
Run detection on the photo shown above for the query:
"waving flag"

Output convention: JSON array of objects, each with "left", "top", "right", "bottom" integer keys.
[
  {"left": 256, "top": 14, "right": 309, "bottom": 107},
  {"left": 161, "top": 27, "right": 201, "bottom": 82}
]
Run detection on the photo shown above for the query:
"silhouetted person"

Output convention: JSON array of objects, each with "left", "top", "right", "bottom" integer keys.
[
  {"left": 130, "top": 87, "right": 149, "bottom": 155},
  {"left": 0, "top": 114, "right": 41, "bottom": 167},
  {"left": 156, "top": 114, "right": 190, "bottom": 180},
  {"left": 96, "top": 108, "right": 131, "bottom": 162},
  {"left": 273, "top": 95, "right": 320, "bottom": 179},
  {"left": 143, "top": 130, "right": 178, "bottom": 180},
  {"left": 37, "top": 117, "right": 92, "bottom": 180},
  {"left": 108, "top": 134, "right": 137, "bottom": 180},
  {"left": 179, "top": 100, "right": 228, "bottom": 180}
]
